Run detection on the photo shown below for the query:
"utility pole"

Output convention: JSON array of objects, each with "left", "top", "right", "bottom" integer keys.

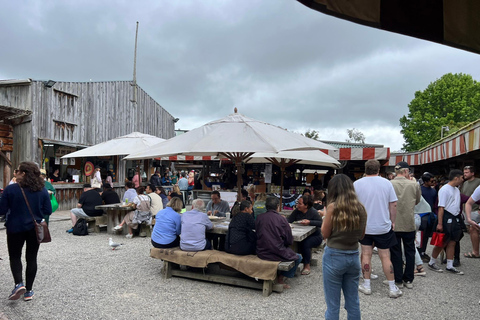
[{"left": 132, "top": 21, "right": 139, "bottom": 104}]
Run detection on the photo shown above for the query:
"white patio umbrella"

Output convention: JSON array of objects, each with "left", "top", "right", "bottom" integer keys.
[
  {"left": 246, "top": 149, "right": 340, "bottom": 203},
  {"left": 125, "top": 109, "right": 337, "bottom": 200},
  {"left": 61, "top": 132, "right": 166, "bottom": 158}
]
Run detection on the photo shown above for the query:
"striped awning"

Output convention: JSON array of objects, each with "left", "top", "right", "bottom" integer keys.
[
  {"left": 386, "top": 122, "right": 480, "bottom": 166},
  {"left": 322, "top": 147, "right": 389, "bottom": 161},
  {"left": 298, "top": 0, "right": 480, "bottom": 55},
  {"left": 160, "top": 147, "right": 389, "bottom": 162}
]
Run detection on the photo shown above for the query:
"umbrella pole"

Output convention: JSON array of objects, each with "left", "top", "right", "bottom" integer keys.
[
  {"left": 236, "top": 157, "right": 243, "bottom": 201},
  {"left": 280, "top": 166, "right": 285, "bottom": 210}
]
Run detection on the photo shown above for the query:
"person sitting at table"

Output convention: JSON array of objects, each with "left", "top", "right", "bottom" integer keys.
[
  {"left": 287, "top": 194, "right": 323, "bottom": 275},
  {"left": 206, "top": 190, "right": 230, "bottom": 217},
  {"left": 256, "top": 196, "right": 302, "bottom": 289},
  {"left": 101, "top": 183, "right": 120, "bottom": 205},
  {"left": 155, "top": 186, "right": 169, "bottom": 208},
  {"left": 225, "top": 200, "right": 256, "bottom": 255},
  {"left": 151, "top": 197, "right": 183, "bottom": 248},
  {"left": 67, "top": 184, "right": 103, "bottom": 233},
  {"left": 114, "top": 187, "right": 152, "bottom": 238},
  {"left": 105, "top": 170, "right": 114, "bottom": 188},
  {"left": 146, "top": 184, "right": 163, "bottom": 216},
  {"left": 253, "top": 193, "right": 267, "bottom": 219},
  {"left": 231, "top": 189, "right": 249, "bottom": 217},
  {"left": 180, "top": 199, "right": 213, "bottom": 251},
  {"left": 168, "top": 185, "right": 184, "bottom": 209},
  {"left": 123, "top": 182, "right": 137, "bottom": 204},
  {"left": 313, "top": 189, "right": 326, "bottom": 217}
]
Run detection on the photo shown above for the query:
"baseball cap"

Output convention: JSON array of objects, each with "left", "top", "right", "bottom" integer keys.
[{"left": 395, "top": 161, "right": 410, "bottom": 170}]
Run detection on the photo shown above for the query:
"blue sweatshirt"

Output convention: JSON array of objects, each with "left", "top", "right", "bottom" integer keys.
[{"left": 0, "top": 183, "right": 52, "bottom": 234}]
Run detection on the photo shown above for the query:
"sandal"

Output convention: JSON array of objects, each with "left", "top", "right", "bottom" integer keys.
[
  {"left": 301, "top": 269, "right": 311, "bottom": 275},
  {"left": 415, "top": 266, "right": 426, "bottom": 276},
  {"left": 464, "top": 252, "right": 480, "bottom": 258}
]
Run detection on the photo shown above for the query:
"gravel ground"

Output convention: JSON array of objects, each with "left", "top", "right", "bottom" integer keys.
[{"left": 1, "top": 211, "right": 479, "bottom": 320}]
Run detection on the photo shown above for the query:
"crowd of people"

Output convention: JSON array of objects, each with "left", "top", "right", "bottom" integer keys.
[{"left": 3, "top": 158, "right": 480, "bottom": 316}]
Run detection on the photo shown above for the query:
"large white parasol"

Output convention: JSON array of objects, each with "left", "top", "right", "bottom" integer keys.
[
  {"left": 61, "top": 132, "right": 166, "bottom": 158},
  {"left": 125, "top": 109, "right": 337, "bottom": 199}
]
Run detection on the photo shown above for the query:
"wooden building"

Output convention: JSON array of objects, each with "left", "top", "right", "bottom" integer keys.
[{"left": 0, "top": 79, "right": 175, "bottom": 208}]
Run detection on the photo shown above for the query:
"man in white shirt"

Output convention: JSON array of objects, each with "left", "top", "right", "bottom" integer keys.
[
  {"left": 354, "top": 160, "right": 401, "bottom": 298},
  {"left": 428, "top": 169, "right": 465, "bottom": 275}
]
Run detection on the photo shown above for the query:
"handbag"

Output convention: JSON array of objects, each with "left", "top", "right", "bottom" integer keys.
[
  {"left": 50, "top": 194, "right": 59, "bottom": 213},
  {"left": 20, "top": 187, "right": 52, "bottom": 244},
  {"left": 430, "top": 232, "right": 445, "bottom": 247}
]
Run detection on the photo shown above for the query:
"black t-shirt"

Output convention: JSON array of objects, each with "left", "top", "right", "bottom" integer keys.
[
  {"left": 79, "top": 189, "right": 104, "bottom": 216},
  {"left": 101, "top": 190, "right": 121, "bottom": 205}
]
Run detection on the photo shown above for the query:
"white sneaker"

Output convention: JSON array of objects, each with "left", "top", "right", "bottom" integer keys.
[
  {"left": 113, "top": 225, "right": 123, "bottom": 231},
  {"left": 382, "top": 280, "right": 403, "bottom": 289},
  {"left": 125, "top": 234, "right": 133, "bottom": 239},
  {"left": 389, "top": 286, "right": 403, "bottom": 298},
  {"left": 358, "top": 284, "right": 372, "bottom": 295},
  {"left": 403, "top": 281, "right": 413, "bottom": 289}
]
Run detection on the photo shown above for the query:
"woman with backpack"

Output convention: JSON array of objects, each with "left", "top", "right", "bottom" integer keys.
[
  {"left": 0, "top": 162, "right": 52, "bottom": 301},
  {"left": 114, "top": 186, "right": 151, "bottom": 238}
]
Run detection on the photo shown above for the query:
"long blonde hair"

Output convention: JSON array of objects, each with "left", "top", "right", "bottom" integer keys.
[{"left": 327, "top": 174, "right": 365, "bottom": 232}]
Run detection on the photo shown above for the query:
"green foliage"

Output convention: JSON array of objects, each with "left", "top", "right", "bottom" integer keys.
[
  {"left": 304, "top": 129, "right": 319, "bottom": 140},
  {"left": 400, "top": 73, "right": 480, "bottom": 151},
  {"left": 346, "top": 128, "right": 365, "bottom": 144}
]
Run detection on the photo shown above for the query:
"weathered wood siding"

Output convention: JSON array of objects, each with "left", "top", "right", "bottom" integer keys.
[{"left": 1, "top": 80, "right": 175, "bottom": 168}]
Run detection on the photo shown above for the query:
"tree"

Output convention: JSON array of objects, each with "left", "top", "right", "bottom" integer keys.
[
  {"left": 304, "top": 129, "right": 319, "bottom": 140},
  {"left": 400, "top": 73, "right": 480, "bottom": 151},
  {"left": 346, "top": 128, "right": 365, "bottom": 144}
]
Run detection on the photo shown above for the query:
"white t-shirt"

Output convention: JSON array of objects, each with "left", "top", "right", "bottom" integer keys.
[
  {"left": 354, "top": 176, "right": 398, "bottom": 235},
  {"left": 470, "top": 185, "right": 480, "bottom": 202},
  {"left": 438, "top": 184, "right": 460, "bottom": 216}
]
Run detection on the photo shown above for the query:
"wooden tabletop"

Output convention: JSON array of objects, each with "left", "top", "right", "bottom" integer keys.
[
  {"left": 95, "top": 203, "right": 134, "bottom": 211},
  {"left": 209, "top": 220, "right": 315, "bottom": 242}
]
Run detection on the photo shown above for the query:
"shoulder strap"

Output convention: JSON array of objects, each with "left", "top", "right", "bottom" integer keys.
[{"left": 20, "top": 187, "right": 37, "bottom": 223}]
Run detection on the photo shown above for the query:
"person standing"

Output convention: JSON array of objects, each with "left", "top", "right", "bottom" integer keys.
[
  {"left": 0, "top": 162, "right": 52, "bottom": 301},
  {"left": 428, "top": 169, "right": 465, "bottom": 274},
  {"left": 91, "top": 166, "right": 102, "bottom": 189},
  {"left": 132, "top": 170, "right": 140, "bottom": 188},
  {"left": 322, "top": 174, "right": 366, "bottom": 320},
  {"left": 354, "top": 160, "right": 401, "bottom": 298},
  {"left": 390, "top": 162, "right": 421, "bottom": 289},
  {"left": 418, "top": 172, "right": 438, "bottom": 262},
  {"left": 460, "top": 166, "right": 480, "bottom": 260}
]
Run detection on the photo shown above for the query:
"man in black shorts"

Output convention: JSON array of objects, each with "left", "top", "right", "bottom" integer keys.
[
  {"left": 354, "top": 160, "right": 402, "bottom": 298},
  {"left": 428, "top": 169, "right": 465, "bottom": 274}
]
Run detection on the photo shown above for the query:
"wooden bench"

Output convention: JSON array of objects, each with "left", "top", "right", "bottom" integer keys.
[
  {"left": 151, "top": 248, "right": 294, "bottom": 297},
  {"left": 84, "top": 215, "right": 107, "bottom": 233}
]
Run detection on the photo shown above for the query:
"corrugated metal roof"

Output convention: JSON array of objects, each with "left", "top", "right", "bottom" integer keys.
[{"left": 320, "top": 140, "right": 384, "bottom": 149}]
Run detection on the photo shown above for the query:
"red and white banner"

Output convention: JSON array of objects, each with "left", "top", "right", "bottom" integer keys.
[{"left": 321, "top": 148, "right": 390, "bottom": 161}]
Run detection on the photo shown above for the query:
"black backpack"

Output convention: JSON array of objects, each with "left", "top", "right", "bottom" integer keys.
[{"left": 73, "top": 218, "right": 88, "bottom": 236}]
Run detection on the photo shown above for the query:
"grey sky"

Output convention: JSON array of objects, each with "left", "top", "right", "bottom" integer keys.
[{"left": 2, "top": 0, "right": 480, "bottom": 151}]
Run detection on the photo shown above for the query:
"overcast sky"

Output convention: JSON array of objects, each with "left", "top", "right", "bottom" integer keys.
[{"left": 2, "top": 0, "right": 480, "bottom": 151}]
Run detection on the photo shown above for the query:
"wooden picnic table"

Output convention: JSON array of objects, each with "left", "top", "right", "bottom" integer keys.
[
  {"left": 95, "top": 203, "right": 134, "bottom": 234},
  {"left": 208, "top": 219, "right": 316, "bottom": 242}
]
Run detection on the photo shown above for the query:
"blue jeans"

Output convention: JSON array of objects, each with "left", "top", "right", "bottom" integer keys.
[
  {"left": 323, "top": 246, "right": 361, "bottom": 320},
  {"left": 280, "top": 253, "right": 302, "bottom": 278}
]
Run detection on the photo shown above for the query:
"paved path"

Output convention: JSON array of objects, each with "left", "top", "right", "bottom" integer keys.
[{"left": 0, "top": 216, "right": 479, "bottom": 319}]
